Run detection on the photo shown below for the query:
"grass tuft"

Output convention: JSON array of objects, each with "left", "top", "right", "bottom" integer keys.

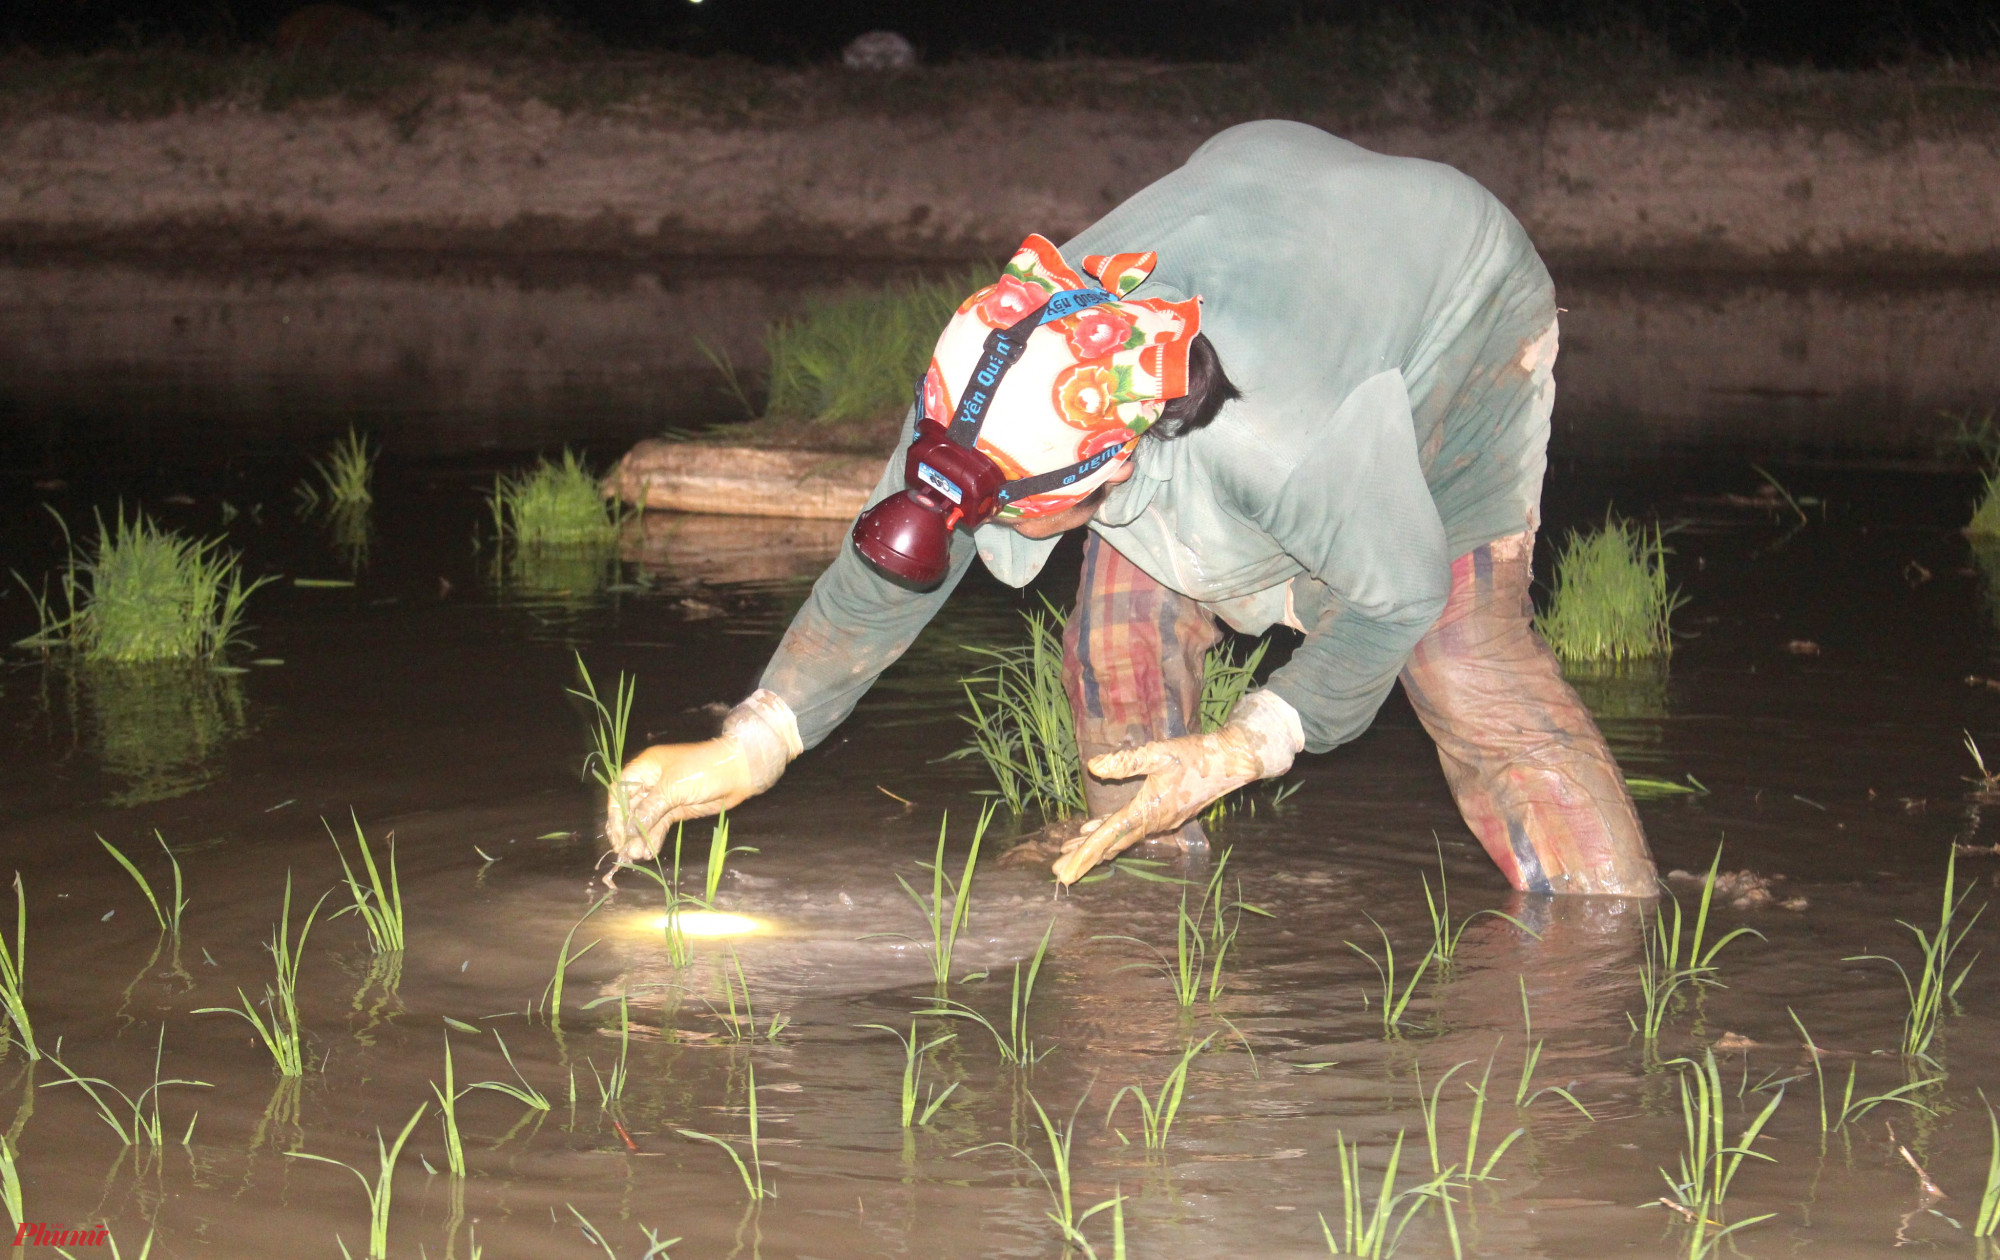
[
  {"left": 676, "top": 1056, "right": 773, "bottom": 1201},
  {"left": 0, "top": 874, "right": 38, "bottom": 1062},
  {"left": 919, "top": 918, "right": 1055, "bottom": 1066},
  {"left": 1969, "top": 465, "right": 2000, "bottom": 538},
  {"left": 488, "top": 450, "right": 622, "bottom": 548},
  {"left": 952, "top": 603, "right": 1086, "bottom": 819},
  {"left": 295, "top": 428, "right": 376, "bottom": 511},
  {"left": 1535, "top": 514, "right": 1684, "bottom": 664},
  {"left": 762, "top": 272, "right": 979, "bottom": 426},
  {"left": 866, "top": 805, "right": 992, "bottom": 988},
  {"left": 1106, "top": 1034, "right": 1211, "bottom": 1151},
  {"left": 569, "top": 653, "right": 638, "bottom": 830},
  {"left": 962, "top": 1090, "right": 1124, "bottom": 1254},
  {"left": 856, "top": 1020, "right": 959, "bottom": 1128},
  {"left": 1652, "top": 1049, "right": 1782, "bottom": 1257},
  {"left": 1844, "top": 848, "right": 1982, "bottom": 1066},
  {"left": 43, "top": 1027, "right": 211, "bottom": 1161},
  {"left": 13, "top": 508, "right": 272, "bottom": 664},
  {"left": 97, "top": 831, "right": 188, "bottom": 939},
  {"left": 1346, "top": 916, "right": 1436, "bottom": 1040},
  {"left": 194, "top": 874, "right": 325, "bottom": 1077},
  {"left": 1630, "top": 844, "right": 1762, "bottom": 1043},
  {"left": 540, "top": 894, "right": 610, "bottom": 1032},
  {"left": 287, "top": 1102, "right": 428, "bottom": 1260},
  {"left": 327, "top": 813, "right": 404, "bottom": 956}
]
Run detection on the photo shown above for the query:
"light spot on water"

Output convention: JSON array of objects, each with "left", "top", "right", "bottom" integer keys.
[{"left": 644, "top": 911, "right": 767, "bottom": 938}]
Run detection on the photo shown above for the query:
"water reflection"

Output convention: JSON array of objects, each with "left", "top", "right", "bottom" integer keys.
[
  {"left": 619, "top": 512, "right": 848, "bottom": 586},
  {"left": 491, "top": 541, "right": 621, "bottom": 609},
  {"left": 66, "top": 661, "right": 249, "bottom": 806}
]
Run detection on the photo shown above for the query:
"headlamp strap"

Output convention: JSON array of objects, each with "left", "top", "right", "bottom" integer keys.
[
  {"left": 996, "top": 440, "right": 1131, "bottom": 506},
  {"left": 943, "top": 286, "right": 1114, "bottom": 447}
]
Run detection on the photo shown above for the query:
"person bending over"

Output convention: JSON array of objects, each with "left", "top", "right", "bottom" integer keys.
[{"left": 605, "top": 119, "right": 1658, "bottom": 897}]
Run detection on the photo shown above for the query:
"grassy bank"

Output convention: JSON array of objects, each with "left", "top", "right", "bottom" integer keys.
[{"left": 5, "top": 16, "right": 1999, "bottom": 138}]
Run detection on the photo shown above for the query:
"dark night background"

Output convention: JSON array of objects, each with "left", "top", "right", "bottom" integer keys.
[{"left": 6, "top": 0, "right": 2000, "bottom": 65}]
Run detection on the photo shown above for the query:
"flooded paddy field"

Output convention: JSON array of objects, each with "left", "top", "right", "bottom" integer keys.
[{"left": 5, "top": 259, "right": 2000, "bottom": 1258}]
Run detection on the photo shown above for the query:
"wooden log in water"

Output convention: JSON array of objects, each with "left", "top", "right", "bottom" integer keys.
[{"left": 602, "top": 440, "right": 878, "bottom": 520}]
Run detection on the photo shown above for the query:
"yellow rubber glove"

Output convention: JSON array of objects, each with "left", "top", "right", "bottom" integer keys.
[
  {"left": 606, "top": 690, "right": 801, "bottom": 863},
  {"left": 1053, "top": 690, "right": 1304, "bottom": 885}
]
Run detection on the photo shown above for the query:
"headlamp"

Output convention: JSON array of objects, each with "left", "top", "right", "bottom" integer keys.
[{"left": 851, "top": 284, "right": 1127, "bottom": 590}]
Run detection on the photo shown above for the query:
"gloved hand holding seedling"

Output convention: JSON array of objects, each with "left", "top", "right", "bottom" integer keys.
[
  {"left": 1052, "top": 691, "right": 1302, "bottom": 885},
  {"left": 605, "top": 690, "right": 801, "bottom": 862}
]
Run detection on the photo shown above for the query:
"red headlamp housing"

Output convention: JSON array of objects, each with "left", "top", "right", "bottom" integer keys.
[{"left": 852, "top": 420, "right": 1009, "bottom": 590}]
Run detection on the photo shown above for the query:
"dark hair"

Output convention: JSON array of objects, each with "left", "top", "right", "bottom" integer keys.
[{"left": 1151, "top": 334, "right": 1240, "bottom": 440}]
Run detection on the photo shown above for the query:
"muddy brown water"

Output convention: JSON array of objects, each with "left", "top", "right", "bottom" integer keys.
[{"left": 5, "top": 261, "right": 2000, "bottom": 1258}]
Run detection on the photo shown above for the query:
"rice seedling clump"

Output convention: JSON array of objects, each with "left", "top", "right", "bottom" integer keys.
[
  {"left": 295, "top": 428, "right": 376, "bottom": 510},
  {"left": 488, "top": 450, "right": 622, "bottom": 547},
  {"left": 14, "top": 508, "right": 270, "bottom": 664},
  {"left": 762, "top": 271, "right": 980, "bottom": 426},
  {"left": 1968, "top": 465, "right": 2000, "bottom": 538},
  {"left": 1534, "top": 515, "right": 1684, "bottom": 664}
]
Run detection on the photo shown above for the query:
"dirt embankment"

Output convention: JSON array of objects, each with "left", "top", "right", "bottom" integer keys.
[{"left": 4, "top": 93, "right": 1999, "bottom": 269}]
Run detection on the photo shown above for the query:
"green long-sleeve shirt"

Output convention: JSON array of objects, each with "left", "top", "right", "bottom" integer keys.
[{"left": 761, "top": 120, "right": 1557, "bottom": 754}]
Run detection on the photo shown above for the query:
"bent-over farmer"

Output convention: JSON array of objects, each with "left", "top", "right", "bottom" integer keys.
[{"left": 608, "top": 120, "right": 1658, "bottom": 897}]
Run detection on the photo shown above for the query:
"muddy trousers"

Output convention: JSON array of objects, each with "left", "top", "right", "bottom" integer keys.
[{"left": 1060, "top": 531, "right": 1658, "bottom": 896}]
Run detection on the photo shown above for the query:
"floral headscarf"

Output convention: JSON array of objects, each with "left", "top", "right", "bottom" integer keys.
[{"left": 922, "top": 235, "right": 1201, "bottom": 519}]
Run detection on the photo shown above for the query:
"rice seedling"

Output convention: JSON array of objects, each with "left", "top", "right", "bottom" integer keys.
[
  {"left": 1630, "top": 844, "right": 1762, "bottom": 1043},
  {"left": 700, "top": 811, "right": 753, "bottom": 910},
  {"left": 569, "top": 654, "right": 636, "bottom": 823},
  {"left": 1106, "top": 1034, "right": 1212, "bottom": 1150},
  {"left": 1199, "top": 636, "right": 1272, "bottom": 732},
  {"left": 1652, "top": 1048, "right": 1782, "bottom": 1257},
  {"left": 487, "top": 450, "right": 622, "bottom": 547},
  {"left": 0, "top": 1133, "right": 19, "bottom": 1237},
  {"left": 952, "top": 604, "right": 1086, "bottom": 819},
  {"left": 1412, "top": 1056, "right": 1524, "bottom": 1192},
  {"left": 865, "top": 804, "right": 992, "bottom": 988},
  {"left": 856, "top": 1020, "right": 959, "bottom": 1127},
  {"left": 676, "top": 1056, "right": 772, "bottom": 1201},
  {"left": 463, "top": 1030, "right": 551, "bottom": 1111},
  {"left": 1514, "top": 980, "right": 1592, "bottom": 1116},
  {"left": 1346, "top": 917, "right": 1435, "bottom": 1039},
  {"left": 1534, "top": 513, "right": 1685, "bottom": 664},
  {"left": 0, "top": 875, "right": 38, "bottom": 1062},
  {"left": 97, "top": 831, "right": 188, "bottom": 938},
  {"left": 195, "top": 875, "right": 326, "bottom": 1077},
  {"left": 708, "top": 949, "right": 789, "bottom": 1043},
  {"left": 962, "top": 1089, "right": 1096, "bottom": 1249},
  {"left": 1970, "top": 466, "right": 2000, "bottom": 538},
  {"left": 1845, "top": 848, "right": 1983, "bottom": 1066},
  {"left": 1321, "top": 1129, "right": 1424, "bottom": 1258},
  {"left": 295, "top": 428, "right": 376, "bottom": 511},
  {"left": 1421, "top": 838, "right": 1536, "bottom": 970},
  {"left": 287, "top": 1101, "right": 428, "bottom": 1260},
  {"left": 918, "top": 918, "right": 1054, "bottom": 1066},
  {"left": 589, "top": 995, "right": 633, "bottom": 1112},
  {"left": 761, "top": 271, "right": 976, "bottom": 425},
  {"left": 43, "top": 1027, "right": 210, "bottom": 1158},
  {"left": 13, "top": 507, "right": 272, "bottom": 663},
  {"left": 567, "top": 1204, "right": 680, "bottom": 1259},
  {"left": 1095, "top": 848, "right": 1269, "bottom": 1009},
  {"left": 540, "top": 893, "right": 610, "bottom": 1031},
  {"left": 1786, "top": 1009, "right": 1937, "bottom": 1139},
  {"left": 433, "top": 1033, "right": 466, "bottom": 1178},
  {"left": 1975, "top": 1090, "right": 2000, "bottom": 1238},
  {"left": 327, "top": 813, "right": 403, "bottom": 955},
  {"left": 622, "top": 833, "right": 696, "bottom": 968}
]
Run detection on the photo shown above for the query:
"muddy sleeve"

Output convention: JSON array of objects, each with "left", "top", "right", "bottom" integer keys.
[
  {"left": 756, "top": 411, "right": 980, "bottom": 750},
  {"left": 1253, "top": 370, "right": 1452, "bottom": 753}
]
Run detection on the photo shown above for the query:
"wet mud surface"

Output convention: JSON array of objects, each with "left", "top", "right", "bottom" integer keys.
[{"left": 6, "top": 279, "right": 2000, "bottom": 1258}]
